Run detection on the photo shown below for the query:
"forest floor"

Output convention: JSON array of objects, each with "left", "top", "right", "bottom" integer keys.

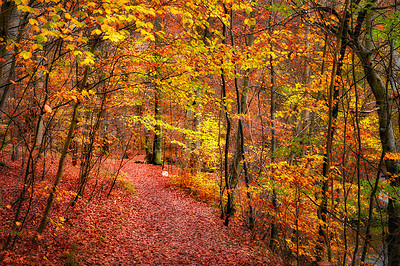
[{"left": 0, "top": 155, "right": 273, "bottom": 265}]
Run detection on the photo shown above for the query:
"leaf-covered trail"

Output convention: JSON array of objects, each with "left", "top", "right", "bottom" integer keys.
[
  {"left": 88, "top": 162, "right": 268, "bottom": 265},
  {"left": 0, "top": 159, "right": 270, "bottom": 265}
]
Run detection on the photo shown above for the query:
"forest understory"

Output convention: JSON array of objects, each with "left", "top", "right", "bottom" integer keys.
[
  {"left": 1, "top": 0, "right": 400, "bottom": 264},
  {"left": 0, "top": 154, "right": 272, "bottom": 265}
]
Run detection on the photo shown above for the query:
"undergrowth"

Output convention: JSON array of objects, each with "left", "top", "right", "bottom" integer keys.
[
  {"left": 62, "top": 242, "right": 78, "bottom": 266},
  {"left": 168, "top": 171, "right": 221, "bottom": 206},
  {"left": 117, "top": 175, "right": 136, "bottom": 194}
]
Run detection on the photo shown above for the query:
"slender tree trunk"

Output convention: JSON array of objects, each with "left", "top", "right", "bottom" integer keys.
[
  {"left": 144, "top": 127, "right": 152, "bottom": 162},
  {"left": 73, "top": 89, "right": 106, "bottom": 204},
  {"left": 35, "top": 101, "right": 80, "bottom": 237},
  {"left": 268, "top": 0, "right": 278, "bottom": 249},
  {"left": 35, "top": 39, "right": 98, "bottom": 238},
  {"left": 220, "top": 4, "right": 231, "bottom": 223},
  {"left": 151, "top": 18, "right": 163, "bottom": 165},
  {"left": 188, "top": 90, "right": 200, "bottom": 174},
  {"left": 317, "top": 1, "right": 349, "bottom": 260},
  {"left": 0, "top": 1, "right": 20, "bottom": 112},
  {"left": 152, "top": 87, "right": 162, "bottom": 165},
  {"left": 356, "top": 47, "right": 400, "bottom": 266},
  {"left": 0, "top": 0, "right": 15, "bottom": 82},
  {"left": 223, "top": 1, "right": 255, "bottom": 227},
  {"left": 350, "top": 7, "right": 400, "bottom": 264}
]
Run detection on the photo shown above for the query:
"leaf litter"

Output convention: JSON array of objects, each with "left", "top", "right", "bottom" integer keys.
[{"left": 0, "top": 156, "right": 271, "bottom": 265}]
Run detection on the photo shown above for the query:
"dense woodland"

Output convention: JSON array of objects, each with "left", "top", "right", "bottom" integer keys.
[{"left": 1, "top": 0, "right": 400, "bottom": 265}]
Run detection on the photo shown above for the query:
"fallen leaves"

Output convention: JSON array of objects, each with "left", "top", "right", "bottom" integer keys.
[{"left": 0, "top": 155, "right": 270, "bottom": 265}]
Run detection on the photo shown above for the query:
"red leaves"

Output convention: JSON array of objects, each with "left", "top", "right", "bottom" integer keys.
[{"left": 0, "top": 159, "right": 269, "bottom": 264}]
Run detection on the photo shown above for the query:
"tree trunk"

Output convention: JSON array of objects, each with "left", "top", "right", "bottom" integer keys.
[
  {"left": 35, "top": 101, "right": 80, "bottom": 237},
  {"left": 144, "top": 127, "right": 152, "bottom": 163},
  {"left": 357, "top": 48, "right": 400, "bottom": 265},
  {"left": 268, "top": 0, "right": 278, "bottom": 248},
  {"left": 188, "top": 99, "right": 199, "bottom": 174},
  {"left": 35, "top": 39, "right": 98, "bottom": 238},
  {"left": 316, "top": 1, "right": 349, "bottom": 261},
  {"left": 151, "top": 18, "right": 162, "bottom": 166},
  {"left": 219, "top": 4, "right": 231, "bottom": 223},
  {"left": 152, "top": 86, "right": 162, "bottom": 165},
  {"left": 351, "top": 6, "right": 400, "bottom": 263},
  {"left": 0, "top": 1, "right": 20, "bottom": 112},
  {"left": 0, "top": 0, "right": 16, "bottom": 79},
  {"left": 223, "top": 2, "right": 255, "bottom": 227}
]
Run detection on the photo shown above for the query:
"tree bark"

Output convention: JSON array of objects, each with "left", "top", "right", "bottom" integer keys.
[
  {"left": 351, "top": 5, "right": 400, "bottom": 263},
  {"left": 356, "top": 46, "right": 400, "bottom": 266},
  {"left": 0, "top": 1, "right": 19, "bottom": 112},
  {"left": 35, "top": 39, "right": 98, "bottom": 238},
  {"left": 316, "top": 0, "right": 350, "bottom": 261},
  {"left": 152, "top": 86, "right": 162, "bottom": 165},
  {"left": 222, "top": 2, "right": 255, "bottom": 227},
  {"left": 151, "top": 18, "right": 163, "bottom": 166}
]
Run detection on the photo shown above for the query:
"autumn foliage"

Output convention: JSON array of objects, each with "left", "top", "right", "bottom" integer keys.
[{"left": 1, "top": 0, "right": 400, "bottom": 265}]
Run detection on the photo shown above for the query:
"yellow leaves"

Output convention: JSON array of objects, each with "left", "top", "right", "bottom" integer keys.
[
  {"left": 131, "top": 4, "right": 156, "bottom": 17},
  {"left": 100, "top": 23, "right": 110, "bottom": 33},
  {"left": 91, "top": 29, "right": 102, "bottom": 36},
  {"left": 244, "top": 18, "right": 256, "bottom": 26},
  {"left": 93, "top": 9, "right": 104, "bottom": 15},
  {"left": 81, "top": 89, "right": 92, "bottom": 98},
  {"left": 16, "top": 0, "right": 35, "bottom": 13},
  {"left": 100, "top": 22, "right": 126, "bottom": 43},
  {"left": 167, "top": 7, "right": 180, "bottom": 15},
  {"left": 138, "top": 29, "right": 155, "bottom": 41},
  {"left": 135, "top": 20, "right": 153, "bottom": 29},
  {"left": 87, "top": 1, "right": 97, "bottom": 8},
  {"left": 77, "top": 36, "right": 88, "bottom": 44},
  {"left": 73, "top": 50, "right": 83, "bottom": 57},
  {"left": 20, "top": 50, "right": 32, "bottom": 60},
  {"left": 268, "top": 51, "right": 277, "bottom": 59},
  {"left": 15, "top": 221, "right": 22, "bottom": 226},
  {"left": 29, "top": 18, "right": 38, "bottom": 26},
  {"left": 245, "top": 6, "right": 253, "bottom": 14},
  {"left": 66, "top": 44, "right": 75, "bottom": 51},
  {"left": 80, "top": 55, "right": 94, "bottom": 66}
]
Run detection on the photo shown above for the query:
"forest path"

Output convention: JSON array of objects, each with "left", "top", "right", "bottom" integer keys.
[
  {"left": 0, "top": 159, "right": 270, "bottom": 265},
  {"left": 92, "top": 162, "right": 268, "bottom": 265}
]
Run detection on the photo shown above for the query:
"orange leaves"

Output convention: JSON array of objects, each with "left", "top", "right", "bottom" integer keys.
[
  {"left": 54, "top": 89, "right": 95, "bottom": 103},
  {"left": 385, "top": 152, "right": 400, "bottom": 161},
  {"left": 31, "top": 25, "right": 40, "bottom": 33}
]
